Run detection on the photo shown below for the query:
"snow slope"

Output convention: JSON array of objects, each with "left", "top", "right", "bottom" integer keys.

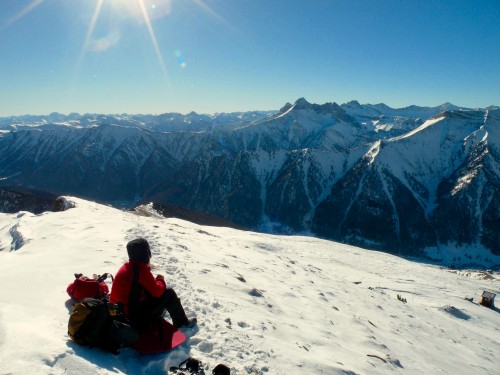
[{"left": 0, "top": 198, "right": 498, "bottom": 374}]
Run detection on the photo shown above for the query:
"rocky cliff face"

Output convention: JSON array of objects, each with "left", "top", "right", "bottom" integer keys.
[
  {"left": 0, "top": 99, "right": 498, "bottom": 263},
  {"left": 0, "top": 188, "right": 57, "bottom": 214},
  {"left": 0, "top": 125, "right": 181, "bottom": 203},
  {"left": 313, "top": 110, "right": 500, "bottom": 257}
]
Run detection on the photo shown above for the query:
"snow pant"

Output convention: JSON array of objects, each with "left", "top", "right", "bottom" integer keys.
[{"left": 134, "top": 288, "right": 189, "bottom": 330}]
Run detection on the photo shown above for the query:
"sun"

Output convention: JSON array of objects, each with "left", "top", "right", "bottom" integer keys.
[
  {"left": 1, "top": 0, "right": 226, "bottom": 84},
  {"left": 78, "top": 0, "right": 170, "bottom": 80},
  {"left": 108, "top": 0, "right": 173, "bottom": 21},
  {"left": 82, "top": 0, "right": 221, "bottom": 81}
]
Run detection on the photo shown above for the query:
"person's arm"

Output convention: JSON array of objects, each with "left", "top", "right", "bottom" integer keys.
[
  {"left": 138, "top": 265, "right": 166, "bottom": 297},
  {"left": 155, "top": 274, "right": 167, "bottom": 288}
]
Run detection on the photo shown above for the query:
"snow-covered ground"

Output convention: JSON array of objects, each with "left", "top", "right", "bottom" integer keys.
[{"left": 0, "top": 197, "right": 498, "bottom": 374}]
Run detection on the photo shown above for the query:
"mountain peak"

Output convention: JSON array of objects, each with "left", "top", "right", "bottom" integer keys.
[
  {"left": 277, "top": 102, "right": 293, "bottom": 115},
  {"left": 293, "top": 97, "right": 313, "bottom": 109},
  {"left": 278, "top": 98, "right": 351, "bottom": 121},
  {"left": 439, "top": 102, "right": 458, "bottom": 111},
  {"left": 343, "top": 100, "right": 362, "bottom": 108}
]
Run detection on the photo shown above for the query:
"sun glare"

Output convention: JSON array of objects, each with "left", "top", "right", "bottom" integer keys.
[
  {"left": 0, "top": 0, "right": 45, "bottom": 32},
  {"left": 108, "top": 0, "right": 173, "bottom": 22},
  {"left": 136, "top": 0, "right": 170, "bottom": 79},
  {"left": 76, "top": 0, "right": 172, "bottom": 82},
  {"left": 83, "top": 0, "right": 105, "bottom": 54},
  {"left": 1, "top": 0, "right": 229, "bottom": 91},
  {"left": 75, "top": 0, "right": 230, "bottom": 87}
]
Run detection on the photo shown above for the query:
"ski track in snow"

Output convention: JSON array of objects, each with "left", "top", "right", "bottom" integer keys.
[{"left": 0, "top": 197, "right": 499, "bottom": 375}]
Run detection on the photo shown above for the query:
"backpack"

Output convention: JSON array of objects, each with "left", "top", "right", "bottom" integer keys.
[
  {"left": 67, "top": 273, "right": 113, "bottom": 301},
  {"left": 68, "top": 297, "right": 139, "bottom": 353}
]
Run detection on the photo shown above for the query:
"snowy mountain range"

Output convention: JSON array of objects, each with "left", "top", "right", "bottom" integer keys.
[
  {"left": 0, "top": 110, "right": 274, "bottom": 133},
  {"left": 0, "top": 99, "right": 499, "bottom": 266},
  {"left": 0, "top": 197, "right": 498, "bottom": 374}
]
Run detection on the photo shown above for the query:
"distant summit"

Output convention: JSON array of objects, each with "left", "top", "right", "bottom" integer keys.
[
  {"left": 292, "top": 97, "right": 313, "bottom": 110},
  {"left": 340, "top": 100, "right": 469, "bottom": 120}
]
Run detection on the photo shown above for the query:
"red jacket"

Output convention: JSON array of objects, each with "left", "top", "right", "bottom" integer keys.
[{"left": 110, "top": 261, "right": 166, "bottom": 314}]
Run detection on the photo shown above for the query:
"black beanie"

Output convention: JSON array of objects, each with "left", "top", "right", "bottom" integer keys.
[{"left": 127, "top": 238, "right": 151, "bottom": 264}]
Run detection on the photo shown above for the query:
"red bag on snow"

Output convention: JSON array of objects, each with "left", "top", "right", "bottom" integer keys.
[{"left": 67, "top": 273, "right": 113, "bottom": 301}]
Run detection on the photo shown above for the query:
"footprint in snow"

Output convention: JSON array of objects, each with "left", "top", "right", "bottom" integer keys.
[
  {"left": 236, "top": 274, "right": 246, "bottom": 283},
  {"left": 237, "top": 321, "right": 249, "bottom": 328},
  {"left": 189, "top": 337, "right": 202, "bottom": 345},
  {"left": 198, "top": 341, "right": 214, "bottom": 353},
  {"left": 441, "top": 305, "right": 471, "bottom": 320},
  {"left": 248, "top": 288, "right": 264, "bottom": 297}
]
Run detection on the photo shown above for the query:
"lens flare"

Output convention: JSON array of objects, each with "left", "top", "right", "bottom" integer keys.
[
  {"left": 83, "top": 0, "right": 105, "bottom": 53},
  {"left": 192, "top": 0, "right": 232, "bottom": 28},
  {"left": 175, "top": 50, "right": 187, "bottom": 68},
  {"left": 75, "top": 0, "right": 170, "bottom": 83},
  {"left": 74, "top": 0, "right": 105, "bottom": 75},
  {"left": 137, "top": 0, "right": 170, "bottom": 80},
  {"left": 0, "top": 0, "right": 45, "bottom": 32},
  {"left": 110, "top": 0, "right": 172, "bottom": 23}
]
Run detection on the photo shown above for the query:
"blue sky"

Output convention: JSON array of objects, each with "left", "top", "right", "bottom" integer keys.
[{"left": 0, "top": 0, "right": 499, "bottom": 116}]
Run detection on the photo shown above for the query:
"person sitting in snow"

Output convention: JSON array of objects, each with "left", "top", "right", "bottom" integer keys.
[{"left": 110, "top": 237, "right": 197, "bottom": 330}]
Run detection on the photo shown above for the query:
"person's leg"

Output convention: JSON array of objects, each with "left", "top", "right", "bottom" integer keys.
[
  {"left": 139, "top": 288, "right": 190, "bottom": 328},
  {"left": 161, "top": 288, "right": 190, "bottom": 328}
]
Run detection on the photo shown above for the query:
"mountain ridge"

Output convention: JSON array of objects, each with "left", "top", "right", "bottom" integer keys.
[{"left": 1, "top": 99, "right": 499, "bottom": 266}]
